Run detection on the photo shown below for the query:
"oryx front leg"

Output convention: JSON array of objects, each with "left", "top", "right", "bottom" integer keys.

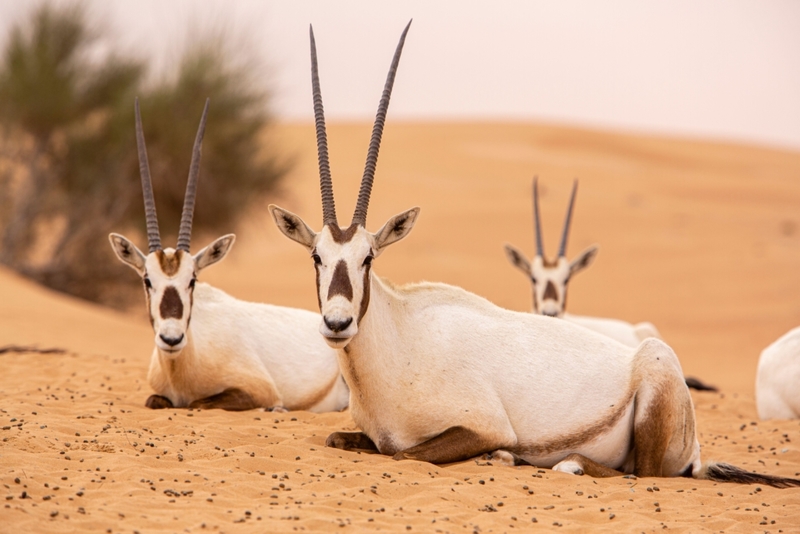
[
  {"left": 631, "top": 339, "right": 699, "bottom": 478},
  {"left": 146, "top": 394, "right": 174, "bottom": 409},
  {"left": 326, "top": 432, "right": 380, "bottom": 453},
  {"left": 553, "top": 453, "right": 624, "bottom": 478},
  {"left": 478, "top": 449, "right": 527, "bottom": 467},
  {"left": 188, "top": 388, "right": 276, "bottom": 411},
  {"left": 393, "top": 426, "right": 511, "bottom": 465}
]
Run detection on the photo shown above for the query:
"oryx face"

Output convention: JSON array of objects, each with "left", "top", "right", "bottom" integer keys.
[
  {"left": 270, "top": 209, "right": 418, "bottom": 349},
  {"left": 110, "top": 237, "right": 234, "bottom": 354},
  {"left": 313, "top": 225, "right": 374, "bottom": 344},
  {"left": 270, "top": 21, "right": 416, "bottom": 348},
  {"left": 109, "top": 98, "right": 233, "bottom": 355},
  {"left": 530, "top": 256, "right": 571, "bottom": 317},
  {"left": 505, "top": 178, "right": 598, "bottom": 318}
]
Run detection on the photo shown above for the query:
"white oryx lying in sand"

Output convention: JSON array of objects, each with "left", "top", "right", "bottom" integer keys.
[
  {"left": 109, "top": 99, "right": 348, "bottom": 413},
  {"left": 268, "top": 22, "right": 799, "bottom": 487},
  {"left": 504, "top": 178, "right": 716, "bottom": 392},
  {"left": 756, "top": 327, "right": 800, "bottom": 419}
]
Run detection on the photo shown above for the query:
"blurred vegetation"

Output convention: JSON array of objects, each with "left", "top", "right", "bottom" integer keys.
[{"left": 0, "top": 3, "right": 286, "bottom": 306}]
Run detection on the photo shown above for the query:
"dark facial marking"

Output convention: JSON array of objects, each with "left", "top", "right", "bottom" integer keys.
[
  {"left": 543, "top": 280, "right": 559, "bottom": 301},
  {"left": 327, "top": 260, "right": 353, "bottom": 301},
  {"left": 160, "top": 286, "right": 184, "bottom": 319},
  {"left": 156, "top": 249, "right": 185, "bottom": 276},
  {"left": 357, "top": 260, "right": 372, "bottom": 324},
  {"left": 541, "top": 256, "right": 559, "bottom": 268},
  {"left": 328, "top": 223, "right": 359, "bottom": 244},
  {"left": 314, "top": 260, "right": 322, "bottom": 310}
]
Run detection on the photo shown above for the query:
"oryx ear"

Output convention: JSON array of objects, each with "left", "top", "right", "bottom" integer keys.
[
  {"left": 194, "top": 234, "right": 235, "bottom": 271},
  {"left": 269, "top": 204, "right": 316, "bottom": 249},
  {"left": 504, "top": 244, "right": 532, "bottom": 276},
  {"left": 109, "top": 233, "right": 147, "bottom": 275},
  {"left": 569, "top": 245, "right": 599, "bottom": 276},
  {"left": 373, "top": 207, "right": 420, "bottom": 253}
]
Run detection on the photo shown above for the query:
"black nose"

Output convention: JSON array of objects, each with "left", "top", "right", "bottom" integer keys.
[
  {"left": 159, "top": 334, "right": 185, "bottom": 347},
  {"left": 542, "top": 311, "right": 558, "bottom": 318},
  {"left": 324, "top": 317, "right": 353, "bottom": 333}
]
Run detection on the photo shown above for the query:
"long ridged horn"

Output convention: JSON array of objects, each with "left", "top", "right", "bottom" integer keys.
[
  {"left": 309, "top": 25, "right": 338, "bottom": 227},
  {"left": 176, "top": 98, "right": 210, "bottom": 252},
  {"left": 557, "top": 180, "right": 578, "bottom": 258},
  {"left": 351, "top": 20, "right": 412, "bottom": 227},
  {"left": 135, "top": 98, "right": 161, "bottom": 252},
  {"left": 532, "top": 176, "right": 544, "bottom": 257}
]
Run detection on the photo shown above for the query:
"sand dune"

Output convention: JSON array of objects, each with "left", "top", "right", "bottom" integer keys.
[{"left": 2, "top": 121, "right": 800, "bottom": 531}]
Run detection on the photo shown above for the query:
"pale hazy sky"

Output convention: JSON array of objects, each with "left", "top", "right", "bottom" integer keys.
[{"left": 1, "top": 1, "right": 799, "bottom": 150}]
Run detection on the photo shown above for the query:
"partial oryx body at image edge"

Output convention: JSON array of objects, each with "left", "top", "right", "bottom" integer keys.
[
  {"left": 757, "top": 327, "right": 800, "bottom": 419},
  {"left": 109, "top": 99, "right": 348, "bottom": 412},
  {"left": 269, "top": 22, "right": 797, "bottom": 486},
  {"left": 504, "top": 179, "right": 716, "bottom": 392}
]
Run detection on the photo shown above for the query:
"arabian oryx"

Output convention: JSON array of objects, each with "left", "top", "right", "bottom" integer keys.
[
  {"left": 108, "top": 99, "right": 348, "bottom": 412},
  {"left": 756, "top": 327, "right": 800, "bottom": 419},
  {"left": 504, "top": 179, "right": 716, "bottom": 391},
  {"left": 267, "top": 22, "right": 799, "bottom": 486}
]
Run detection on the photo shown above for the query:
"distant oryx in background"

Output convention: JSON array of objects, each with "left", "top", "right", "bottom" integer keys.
[
  {"left": 109, "top": 99, "right": 348, "bottom": 412},
  {"left": 504, "top": 178, "right": 716, "bottom": 392},
  {"left": 756, "top": 327, "right": 800, "bottom": 419}
]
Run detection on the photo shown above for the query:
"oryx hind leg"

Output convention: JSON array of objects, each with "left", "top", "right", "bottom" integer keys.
[
  {"left": 393, "top": 426, "right": 512, "bottom": 464},
  {"left": 631, "top": 339, "right": 699, "bottom": 478}
]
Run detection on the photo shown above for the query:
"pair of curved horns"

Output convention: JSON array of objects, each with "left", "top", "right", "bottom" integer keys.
[
  {"left": 310, "top": 20, "right": 411, "bottom": 228},
  {"left": 532, "top": 177, "right": 578, "bottom": 259},
  {"left": 135, "top": 97, "right": 210, "bottom": 252}
]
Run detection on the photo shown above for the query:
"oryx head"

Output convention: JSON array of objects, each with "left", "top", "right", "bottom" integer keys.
[
  {"left": 504, "top": 178, "right": 598, "bottom": 317},
  {"left": 270, "top": 22, "right": 418, "bottom": 349},
  {"left": 109, "top": 99, "right": 234, "bottom": 355}
]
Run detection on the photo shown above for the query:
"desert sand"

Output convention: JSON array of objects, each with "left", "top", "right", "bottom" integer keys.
[{"left": 2, "top": 121, "right": 800, "bottom": 532}]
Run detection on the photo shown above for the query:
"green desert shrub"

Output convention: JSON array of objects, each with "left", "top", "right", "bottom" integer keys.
[{"left": 0, "top": 3, "right": 286, "bottom": 306}]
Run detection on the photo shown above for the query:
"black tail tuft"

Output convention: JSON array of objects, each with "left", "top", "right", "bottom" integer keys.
[
  {"left": 685, "top": 376, "right": 718, "bottom": 392},
  {"left": 698, "top": 462, "right": 800, "bottom": 489}
]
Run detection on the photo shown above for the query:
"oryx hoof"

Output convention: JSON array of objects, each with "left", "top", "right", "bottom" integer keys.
[
  {"left": 268, "top": 405, "right": 288, "bottom": 413},
  {"left": 145, "top": 395, "right": 173, "bottom": 409},
  {"left": 552, "top": 459, "right": 585, "bottom": 476},
  {"left": 476, "top": 450, "right": 516, "bottom": 467}
]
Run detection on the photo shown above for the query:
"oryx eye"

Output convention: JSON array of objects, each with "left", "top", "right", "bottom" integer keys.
[
  {"left": 312, "top": 254, "right": 322, "bottom": 265},
  {"left": 363, "top": 255, "right": 373, "bottom": 267},
  {"left": 189, "top": 278, "right": 196, "bottom": 290},
  {"left": 144, "top": 277, "right": 152, "bottom": 290},
  {"left": 530, "top": 276, "right": 537, "bottom": 285}
]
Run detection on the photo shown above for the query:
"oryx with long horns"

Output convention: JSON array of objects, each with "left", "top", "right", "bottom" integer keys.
[
  {"left": 504, "top": 178, "right": 659, "bottom": 340},
  {"left": 504, "top": 178, "right": 716, "bottom": 392},
  {"left": 109, "top": 99, "right": 348, "bottom": 412},
  {"left": 268, "top": 22, "right": 794, "bottom": 485}
]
